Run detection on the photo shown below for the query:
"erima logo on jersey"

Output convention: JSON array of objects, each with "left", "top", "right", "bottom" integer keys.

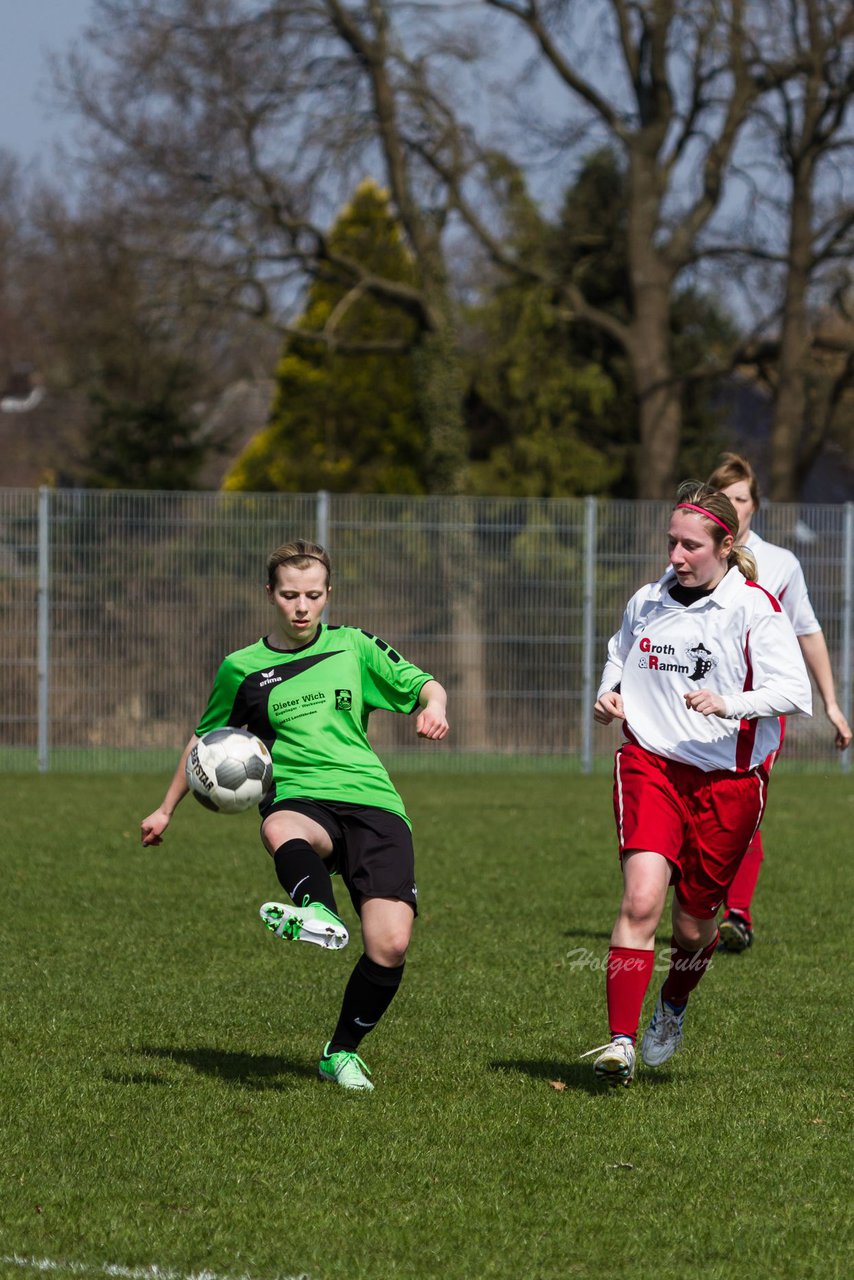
[{"left": 259, "top": 669, "right": 283, "bottom": 688}]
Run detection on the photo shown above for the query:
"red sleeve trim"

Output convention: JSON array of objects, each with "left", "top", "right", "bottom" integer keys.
[
  {"left": 735, "top": 628, "right": 757, "bottom": 770},
  {"left": 746, "top": 579, "right": 782, "bottom": 612}
]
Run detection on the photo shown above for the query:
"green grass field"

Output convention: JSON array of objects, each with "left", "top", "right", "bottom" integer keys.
[{"left": 1, "top": 771, "right": 852, "bottom": 1280}]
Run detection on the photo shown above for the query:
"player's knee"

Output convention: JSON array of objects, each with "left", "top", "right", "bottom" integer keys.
[
  {"left": 364, "top": 923, "right": 410, "bottom": 968},
  {"left": 620, "top": 889, "right": 661, "bottom": 930},
  {"left": 672, "top": 911, "right": 715, "bottom": 951},
  {"left": 376, "top": 933, "right": 409, "bottom": 967}
]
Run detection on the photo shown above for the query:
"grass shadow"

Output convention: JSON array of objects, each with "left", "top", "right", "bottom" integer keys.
[
  {"left": 489, "top": 1057, "right": 603, "bottom": 1096},
  {"left": 129, "top": 1045, "right": 317, "bottom": 1090},
  {"left": 489, "top": 1057, "right": 675, "bottom": 1094}
]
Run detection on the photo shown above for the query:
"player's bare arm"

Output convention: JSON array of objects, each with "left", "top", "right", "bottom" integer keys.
[
  {"left": 797, "top": 631, "right": 852, "bottom": 749},
  {"left": 415, "top": 680, "right": 449, "bottom": 740},
  {"left": 826, "top": 705, "right": 853, "bottom": 751},
  {"left": 139, "top": 735, "right": 197, "bottom": 845}
]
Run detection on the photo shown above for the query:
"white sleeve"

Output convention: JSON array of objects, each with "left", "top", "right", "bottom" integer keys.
[
  {"left": 777, "top": 559, "right": 821, "bottom": 636},
  {"left": 597, "top": 598, "right": 639, "bottom": 699},
  {"left": 598, "top": 655, "right": 624, "bottom": 696},
  {"left": 722, "top": 691, "right": 802, "bottom": 719},
  {"left": 722, "top": 609, "right": 812, "bottom": 720}
]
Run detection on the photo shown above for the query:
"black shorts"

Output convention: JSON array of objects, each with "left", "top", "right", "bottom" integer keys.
[{"left": 261, "top": 798, "right": 417, "bottom": 915}]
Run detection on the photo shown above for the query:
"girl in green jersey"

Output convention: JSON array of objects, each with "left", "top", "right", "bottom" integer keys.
[{"left": 141, "top": 540, "right": 449, "bottom": 1091}]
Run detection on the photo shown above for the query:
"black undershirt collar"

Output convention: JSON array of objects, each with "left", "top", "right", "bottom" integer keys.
[{"left": 668, "top": 582, "right": 716, "bottom": 606}]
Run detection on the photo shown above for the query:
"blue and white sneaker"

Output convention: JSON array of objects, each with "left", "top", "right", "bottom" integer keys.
[
  {"left": 641, "top": 991, "right": 686, "bottom": 1066},
  {"left": 582, "top": 1036, "right": 636, "bottom": 1086}
]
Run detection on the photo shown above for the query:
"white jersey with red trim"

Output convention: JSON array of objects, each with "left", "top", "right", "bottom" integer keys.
[
  {"left": 746, "top": 530, "right": 821, "bottom": 636},
  {"left": 598, "top": 567, "right": 812, "bottom": 772}
]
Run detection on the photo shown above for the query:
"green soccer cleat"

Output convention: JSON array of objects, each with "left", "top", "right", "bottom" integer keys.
[
  {"left": 259, "top": 900, "right": 349, "bottom": 950},
  {"left": 318, "top": 1042, "right": 374, "bottom": 1091}
]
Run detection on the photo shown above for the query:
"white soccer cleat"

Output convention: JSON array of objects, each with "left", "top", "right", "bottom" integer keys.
[
  {"left": 641, "top": 990, "right": 686, "bottom": 1067},
  {"left": 582, "top": 1037, "right": 636, "bottom": 1086},
  {"left": 259, "top": 900, "right": 349, "bottom": 949}
]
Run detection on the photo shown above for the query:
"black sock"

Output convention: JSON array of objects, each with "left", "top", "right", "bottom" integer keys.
[
  {"left": 272, "top": 839, "right": 338, "bottom": 914},
  {"left": 329, "top": 954, "right": 405, "bottom": 1053}
]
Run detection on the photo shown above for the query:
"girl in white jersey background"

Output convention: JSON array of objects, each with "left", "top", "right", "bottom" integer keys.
[
  {"left": 585, "top": 484, "right": 811, "bottom": 1086},
  {"left": 707, "top": 454, "right": 852, "bottom": 952}
]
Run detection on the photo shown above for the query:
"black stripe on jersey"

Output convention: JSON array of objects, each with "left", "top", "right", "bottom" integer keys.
[
  {"left": 229, "top": 650, "right": 345, "bottom": 745},
  {"left": 259, "top": 651, "right": 345, "bottom": 680},
  {"left": 327, "top": 624, "right": 402, "bottom": 662}
]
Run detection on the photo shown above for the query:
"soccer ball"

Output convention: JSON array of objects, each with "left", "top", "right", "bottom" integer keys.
[{"left": 186, "top": 727, "right": 273, "bottom": 814}]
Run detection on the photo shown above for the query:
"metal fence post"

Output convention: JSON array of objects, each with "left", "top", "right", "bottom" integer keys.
[
  {"left": 37, "top": 485, "right": 50, "bottom": 772},
  {"left": 841, "top": 502, "right": 853, "bottom": 774},
  {"left": 316, "top": 489, "right": 330, "bottom": 621},
  {"left": 316, "top": 489, "right": 329, "bottom": 550},
  {"left": 580, "top": 495, "right": 597, "bottom": 774}
]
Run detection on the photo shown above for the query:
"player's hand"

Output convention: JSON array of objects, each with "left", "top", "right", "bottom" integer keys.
[
  {"left": 140, "top": 809, "right": 170, "bottom": 846},
  {"left": 416, "top": 704, "right": 449, "bottom": 740},
  {"left": 684, "top": 689, "right": 726, "bottom": 717},
  {"left": 825, "top": 702, "right": 852, "bottom": 751},
  {"left": 593, "top": 691, "right": 624, "bottom": 724}
]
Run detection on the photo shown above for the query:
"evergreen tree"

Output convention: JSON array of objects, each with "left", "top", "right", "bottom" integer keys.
[
  {"left": 464, "top": 150, "right": 739, "bottom": 497},
  {"left": 556, "top": 149, "right": 739, "bottom": 486},
  {"left": 463, "top": 156, "right": 623, "bottom": 497},
  {"left": 225, "top": 181, "right": 426, "bottom": 494},
  {"left": 85, "top": 377, "right": 206, "bottom": 490},
  {"left": 463, "top": 279, "right": 621, "bottom": 497}
]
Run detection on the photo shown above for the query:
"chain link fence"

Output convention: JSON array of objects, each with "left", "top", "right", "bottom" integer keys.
[{"left": 1, "top": 488, "right": 851, "bottom": 773}]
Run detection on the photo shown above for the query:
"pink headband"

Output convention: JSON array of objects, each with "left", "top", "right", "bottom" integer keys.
[{"left": 676, "top": 502, "right": 732, "bottom": 535}]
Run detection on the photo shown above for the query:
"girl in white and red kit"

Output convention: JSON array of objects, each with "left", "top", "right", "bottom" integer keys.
[
  {"left": 586, "top": 483, "right": 812, "bottom": 1085},
  {"left": 707, "top": 454, "right": 851, "bottom": 952}
]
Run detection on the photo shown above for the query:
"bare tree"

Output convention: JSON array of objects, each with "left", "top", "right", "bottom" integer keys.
[
  {"left": 57, "top": 0, "right": 852, "bottom": 502},
  {"left": 57, "top": 0, "right": 518, "bottom": 492},
  {"left": 481, "top": 0, "right": 777, "bottom": 496},
  {"left": 740, "top": 0, "right": 854, "bottom": 498}
]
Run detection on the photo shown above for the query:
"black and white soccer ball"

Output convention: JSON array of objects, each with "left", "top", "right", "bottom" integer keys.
[{"left": 186, "top": 728, "right": 273, "bottom": 814}]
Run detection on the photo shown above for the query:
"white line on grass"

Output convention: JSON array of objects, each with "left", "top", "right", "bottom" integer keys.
[{"left": 0, "top": 1256, "right": 313, "bottom": 1280}]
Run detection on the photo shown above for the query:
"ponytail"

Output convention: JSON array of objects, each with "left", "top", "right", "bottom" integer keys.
[{"left": 730, "top": 544, "right": 758, "bottom": 581}]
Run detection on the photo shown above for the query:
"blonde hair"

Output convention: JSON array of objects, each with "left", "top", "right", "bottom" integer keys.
[
  {"left": 674, "top": 482, "right": 758, "bottom": 581},
  {"left": 266, "top": 539, "right": 331, "bottom": 589},
  {"left": 707, "top": 452, "right": 761, "bottom": 512}
]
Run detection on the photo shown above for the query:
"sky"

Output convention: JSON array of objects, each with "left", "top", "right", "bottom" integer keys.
[{"left": 0, "top": 0, "right": 94, "bottom": 164}]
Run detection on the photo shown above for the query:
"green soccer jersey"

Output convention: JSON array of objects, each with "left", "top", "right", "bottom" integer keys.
[{"left": 194, "top": 623, "right": 433, "bottom": 824}]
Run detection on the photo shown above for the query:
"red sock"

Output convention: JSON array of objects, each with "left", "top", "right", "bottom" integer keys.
[
  {"left": 661, "top": 933, "right": 719, "bottom": 1007},
  {"left": 606, "top": 946, "right": 655, "bottom": 1042},
  {"left": 725, "top": 830, "right": 764, "bottom": 927}
]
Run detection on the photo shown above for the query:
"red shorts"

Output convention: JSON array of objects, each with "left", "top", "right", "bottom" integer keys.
[{"left": 613, "top": 742, "right": 768, "bottom": 918}]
